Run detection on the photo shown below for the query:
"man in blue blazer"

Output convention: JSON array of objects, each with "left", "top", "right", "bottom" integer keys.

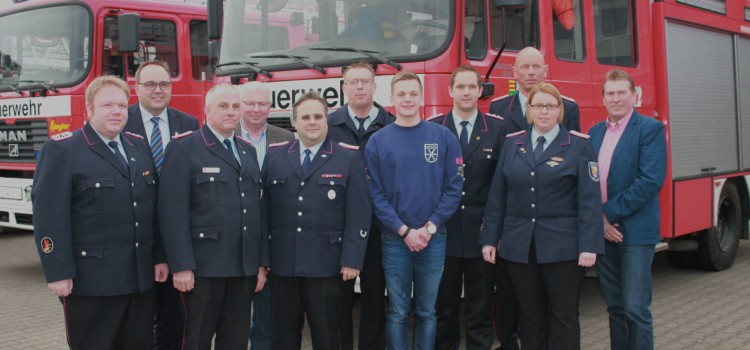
[
  {"left": 123, "top": 60, "right": 200, "bottom": 350},
  {"left": 589, "top": 70, "right": 667, "bottom": 350}
]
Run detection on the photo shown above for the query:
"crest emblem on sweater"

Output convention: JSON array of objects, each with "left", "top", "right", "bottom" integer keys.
[{"left": 424, "top": 144, "right": 438, "bottom": 163}]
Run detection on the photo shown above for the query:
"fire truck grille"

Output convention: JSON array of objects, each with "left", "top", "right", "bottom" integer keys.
[{"left": 0, "top": 120, "right": 48, "bottom": 163}]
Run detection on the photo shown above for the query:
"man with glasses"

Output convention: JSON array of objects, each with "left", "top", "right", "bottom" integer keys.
[
  {"left": 486, "top": 47, "right": 581, "bottom": 350},
  {"left": 237, "top": 81, "right": 294, "bottom": 350},
  {"left": 123, "top": 60, "right": 199, "bottom": 350},
  {"left": 327, "top": 60, "right": 394, "bottom": 350}
]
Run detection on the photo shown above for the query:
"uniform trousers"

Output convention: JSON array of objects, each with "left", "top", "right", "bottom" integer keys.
[
  {"left": 436, "top": 256, "right": 494, "bottom": 350},
  {"left": 493, "top": 259, "right": 520, "bottom": 350},
  {"left": 180, "top": 276, "right": 257, "bottom": 350},
  {"left": 271, "top": 274, "right": 344, "bottom": 350},
  {"left": 153, "top": 274, "right": 183, "bottom": 350},
  {"left": 505, "top": 239, "right": 585, "bottom": 350},
  {"left": 62, "top": 287, "right": 156, "bottom": 350},
  {"left": 356, "top": 222, "right": 387, "bottom": 350}
]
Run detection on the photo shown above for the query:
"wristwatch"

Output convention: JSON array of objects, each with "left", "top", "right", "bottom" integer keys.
[{"left": 425, "top": 222, "right": 437, "bottom": 235}]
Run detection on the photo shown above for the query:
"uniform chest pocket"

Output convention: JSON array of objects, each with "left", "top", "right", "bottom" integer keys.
[
  {"left": 265, "top": 176, "right": 287, "bottom": 188},
  {"left": 195, "top": 173, "right": 228, "bottom": 206},
  {"left": 80, "top": 178, "right": 115, "bottom": 213},
  {"left": 318, "top": 178, "right": 346, "bottom": 208}
]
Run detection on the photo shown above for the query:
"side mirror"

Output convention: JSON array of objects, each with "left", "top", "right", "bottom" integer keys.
[
  {"left": 480, "top": 82, "right": 495, "bottom": 100},
  {"left": 118, "top": 13, "right": 140, "bottom": 53},
  {"left": 208, "top": 0, "right": 223, "bottom": 40}
]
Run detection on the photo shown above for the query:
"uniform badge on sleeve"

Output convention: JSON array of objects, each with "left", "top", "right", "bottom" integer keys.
[
  {"left": 40, "top": 237, "right": 54, "bottom": 253},
  {"left": 588, "top": 162, "right": 600, "bottom": 182},
  {"left": 424, "top": 144, "right": 438, "bottom": 163}
]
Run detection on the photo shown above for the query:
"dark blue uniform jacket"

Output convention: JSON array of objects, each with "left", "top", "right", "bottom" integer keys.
[
  {"left": 479, "top": 127, "right": 604, "bottom": 264},
  {"left": 263, "top": 138, "right": 371, "bottom": 278},
  {"left": 32, "top": 124, "right": 159, "bottom": 296},
  {"left": 428, "top": 111, "right": 507, "bottom": 258},
  {"left": 158, "top": 124, "right": 267, "bottom": 278}
]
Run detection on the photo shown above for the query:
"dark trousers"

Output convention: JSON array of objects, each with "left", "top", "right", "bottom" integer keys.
[
  {"left": 505, "top": 242, "right": 585, "bottom": 350},
  {"left": 493, "top": 258, "right": 520, "bottom": 350},
  {"left": 62, "top": 287, "right": 156, "bottom": 350},
  {"left": 357, "top": 223, "right": 387, "bottom": 350},
  {"left": 271, "top": 274, "right": 343, "bottom": 350},
  {"left": 436, "top": 256, "right": 494, "bottom": 350},
  {"left": 153, "top": 275, "right": 183, "bottom": 350},
  {"left": 180, "top": 276, "right": 256, "bottom": 350},
  {"left": 339, "top": 278, "right": 356, "bottom": 350}
]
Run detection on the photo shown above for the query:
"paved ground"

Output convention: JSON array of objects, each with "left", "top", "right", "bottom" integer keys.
[{"left": 2, "top": 228, "right": 750, "bottom": 349}]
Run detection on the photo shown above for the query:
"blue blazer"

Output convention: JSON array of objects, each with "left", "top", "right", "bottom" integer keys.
[
  {"left": 479, "top": 126, "right": 604, "bottom": 264},
  {"left": 124, "top": 104, "right": 200, "bottom": 138},
  {"left": 589, "top": 111, "right": 667, "bottom": 245}
]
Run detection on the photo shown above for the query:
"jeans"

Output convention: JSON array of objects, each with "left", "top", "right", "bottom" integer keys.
[
  {"left": 596, "top": 242, "right": 655, "bottom": 350},
  {"left": 382, "top": 232, "right": 446, "bottom": 350},
  {"left": 249, "top": 277, "right": 271, "bottom": 350}
]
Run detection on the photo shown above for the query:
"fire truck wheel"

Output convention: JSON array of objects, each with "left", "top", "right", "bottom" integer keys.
[{"left": 697, "top": 182, "right": 741, "bottom": 271}]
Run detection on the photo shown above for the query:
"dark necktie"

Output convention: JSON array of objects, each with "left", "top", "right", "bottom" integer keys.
[
  {"left": 355, "top": 116, "right": 368, "bottom": 136},
  {"left": 459, "top": 121, "right": 470, "bottom": 152},
  {"left": 150, "top": 117, "right": 164, "bottom": 173},
  {"left": 223, "top": 139, "right": 238, "bottom": 165},
  {"left": 301, "top": 149, "right": 312, "bottom": 176},
  {"left": 108, "top": 141, "right": 129, "bottom": 173},
  {"left": 534, "top": 136, "right": 546, "bottom": 161}
]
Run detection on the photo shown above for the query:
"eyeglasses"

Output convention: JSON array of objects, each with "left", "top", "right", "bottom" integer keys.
[
  {"left": 138, "top": 81, "right": 171, "bottom": 91},
  {"left": 344, "top": 78, "right": 373, "bottom": 86},
  {"left": 528, "top": 104, "right": 559, "bottom": 112},
  {"left": 242, "top": 101, "right": 271, "bottom": 108}
]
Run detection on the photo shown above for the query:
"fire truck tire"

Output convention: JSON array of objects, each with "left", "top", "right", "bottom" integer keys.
[{"left": 697, "top": 182, "right": 741, "bottom": 271}]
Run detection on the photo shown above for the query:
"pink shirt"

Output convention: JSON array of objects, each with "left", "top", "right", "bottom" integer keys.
[{"left": 598, "top": 109, "right": 634, "bottom": 203}]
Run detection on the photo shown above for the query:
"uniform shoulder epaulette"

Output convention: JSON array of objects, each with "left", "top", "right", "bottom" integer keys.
[
  {"left": 171, "top": 130, "right": 193, "bottom": 140},
  {"left": 338, "top": 142, "right": 359, "bottom": 151},
  {"left": 425, "top": 113, "right": 444, "bottom": 121},
  {"left": 561, "top": 94, "right": 577, "bottom": 103},
  {"left": 570, "top": 130, "right": 590, "bottom": 139},
  {"left": 485, "top": 113, "right": 504, "bottom": 121},
  {"left": 124, "top": 131, "right": 144, "bottom": 140},
  {"left": 506, "top": 130, "right": 526, "bottom": 138},
  {"left": 268, "top": 141, "right": 289, "bottom": 148},
  {"left": 51, "top": 132, "right": 73, "bottom": 141},
  {"left": 491, "top": 94, "right": 510, "bottom": 103},
  {"left": 236, "top": 136, "right": 252, "bottom": 145}
]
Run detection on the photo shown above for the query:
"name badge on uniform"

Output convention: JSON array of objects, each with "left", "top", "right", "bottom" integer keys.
[
  {"left": 328, "top": 189, "right": 336, "bottom": 200},
  {"left": 202, "top": 167, "right": 220, "bottom": 174}
]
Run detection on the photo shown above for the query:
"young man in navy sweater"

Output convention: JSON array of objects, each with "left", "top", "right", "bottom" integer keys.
[{"left": 364, "top": 71, "right": 463, "bottom": 350}]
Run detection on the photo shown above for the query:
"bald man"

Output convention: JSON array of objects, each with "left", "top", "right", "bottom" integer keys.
[
  {"left": 489, "top": 47, "right": 580, "bottom": 134},
  {"left": 486, "top": 47, "right": 581, "bottom": 350}
]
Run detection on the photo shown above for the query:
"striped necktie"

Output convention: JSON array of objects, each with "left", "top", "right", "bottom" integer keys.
[{"left": 150, "top": 117, "right": 164, "bottom": 173}]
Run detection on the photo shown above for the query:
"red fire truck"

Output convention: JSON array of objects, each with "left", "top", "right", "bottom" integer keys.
[
  {"left": 0, "top": 0, "right": 212, "bottom": 230},
  {"left": 211, "top": 0, "right": 750, "bottom": 271}
]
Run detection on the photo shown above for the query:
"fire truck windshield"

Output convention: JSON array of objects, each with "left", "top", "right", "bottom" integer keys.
[
  {"left": 219, "top": 0, "right": 451, "bottom": 74},
  {"left": 0, "top": 4, "right": 91, "bottom": 92}
]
